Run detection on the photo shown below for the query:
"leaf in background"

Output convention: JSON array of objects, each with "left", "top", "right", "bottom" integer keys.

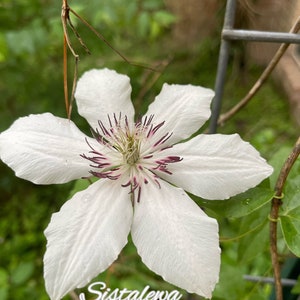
[
  {"left": 137, "top": 12, "right": 151, "bottom": 38},
  {"left": 277, "top": 154, "right": 300, "bottom": 257},
  {"left": 68, "top": 178, "right": 97, "bottom": 198},
  {"left": 153, "top": 11, "right": 177, "bottom": 27},
  {"left": 268, "top": 146, "right": 297, "bottom": 189},
  {"left": 11, "top": 261, "right": 34, "bottom": 286},
  {"left": 238, "top": 218, "right": 269, "bottom": 262},
  {"left": 280, "top": 175, "right": 300, "bottom": 213},
  {"left": 194, "top": 185, "right": 274, "bottom": 219},
  {"left": 291, "top": 276, "right": 300, "bottom": 294},
  {"left": 212, "top": 252, "right": 247, "bottom": 299},
  {"left": 6, "top": 19, "right": 48, "bottom": 57},
  {"left": 0, "top": 33, "right": 8, "bottom": 62},
  {"left": 0, "top": 268, "right": 8, "bottom": 300},
  {"left": 280, "top": 207, "right": 300, "bottom": 257}
]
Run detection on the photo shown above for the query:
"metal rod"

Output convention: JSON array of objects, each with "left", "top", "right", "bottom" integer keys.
[
  {"left": 223, "top": 29, "right": 300, "bottom": 43},
  {"left": 209, "top": 0, "right": 237, "bottom": 133},
  {"left": 209, "top": 0, "right": 300, "bottom": 133},
  {"left": 243, "top": 275, "right": 297, "bottom": 287}
]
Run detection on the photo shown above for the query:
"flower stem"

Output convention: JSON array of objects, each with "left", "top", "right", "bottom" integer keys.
[{"left": 269, "top": 136, "right": 300, "bottom": 300}]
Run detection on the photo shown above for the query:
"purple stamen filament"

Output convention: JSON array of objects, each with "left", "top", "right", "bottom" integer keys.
[{"left": 81, "top": 113, "right": 182, "bottom": 202}]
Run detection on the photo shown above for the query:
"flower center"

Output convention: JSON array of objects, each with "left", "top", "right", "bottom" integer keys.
[
  {"left": 81, "top": 113, "right": 182, "bottom": 202},
  {"left": 124, "top": 135, "right": 140, "bottom": 165}
]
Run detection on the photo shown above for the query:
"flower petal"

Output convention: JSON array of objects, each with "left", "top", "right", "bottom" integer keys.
[
  {"left": 44, "top": 179, "right": 133, "bottom": 300},
  {"left": 75, "top": 68, "right": 135, "bottom": 129},
  {"left": 131, "top": 180, "right": 220, "bottom": 298},
  {"left": 156, "top": 134, "right": 273, "bottom": 200},
  {"left": 0, "top": 113, "right": 96, "bottom": 184},
  {"left": 144, "top": 84, "right": 214, "bottom": 145}
]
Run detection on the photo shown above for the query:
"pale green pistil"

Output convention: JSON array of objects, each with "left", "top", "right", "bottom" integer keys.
[{"left": 124, "top": 135, "right": 140, "bottom": 165}]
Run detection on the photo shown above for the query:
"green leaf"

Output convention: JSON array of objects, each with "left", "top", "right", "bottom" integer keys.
[
  {"left": 291, "top": 276, "right": 300, "bottom": 294},
  {"left": 238, "top": 218, "right": 269, "bottom": 262},
  {"left": 153, "top": 11, "right": 176, "bottom": 27},
  {"left": 280, "top": 175, "right": 300, "bottom": 213},
  {"left": 213, "top": 252, "right": 247, "bottom": 299},
  {"left": 11, "top": 261, "right": 34, "bottom": 286},
  {"left": 137, "top": 12, "right": 151, "bottom": 38},
  {"left": 280, "top": 207, "right": 300, "bottom": 257},
  {"left": 194, "top": 185, "right": 274, "bottom": 219},
  {"left": 0, "top": 268, "right": 9, "bottom": 299},
  {"left": 269, "top": 146, "right": 299, "bottom": 189},
  {"left": 277, "top": 156, "right": 300, "bottom": 256},
  {"left": 0, "top": 268, "right": 8, "bottom": 286},
  {"left": 235, "top": 201, "right": 270, "bottom": 262},
  {"left": 0, "top": 33, "right": 8, "bottom": 62},
  {"left": 68, "top": 178, "right": 97, "bottom": 199}
]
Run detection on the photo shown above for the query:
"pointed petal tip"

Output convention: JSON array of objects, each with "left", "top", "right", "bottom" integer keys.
[
  {"left": 75, "top": 68, "right": 135, "bottom": 129},
  {"left": 0, "top": 113, "right": 92, "bottom": 185},
  {"left": 158, "top": 133, "right": 274, "bottom": 200},
  {"left": 145, "top": 83, "right": 214, "bottom": 144},
  {"left": 44, "top": 180, "right": 133, "bottom": 300},
  {"left": 131, "top": 181, "right": 220, "bottom": 299}
]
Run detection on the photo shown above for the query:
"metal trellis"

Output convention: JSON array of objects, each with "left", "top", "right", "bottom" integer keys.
[{"left": 209, "top": 0, "right": 300, "bottom": 134}]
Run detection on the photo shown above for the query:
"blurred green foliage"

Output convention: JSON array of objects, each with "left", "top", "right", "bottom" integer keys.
[{"left": 0, "top": 0, "right": 299, "bottom": 299}]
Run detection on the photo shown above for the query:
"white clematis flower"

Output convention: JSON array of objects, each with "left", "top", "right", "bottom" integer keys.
[{"left": 0, "top": 68, "right": 273, "bottom": 300}]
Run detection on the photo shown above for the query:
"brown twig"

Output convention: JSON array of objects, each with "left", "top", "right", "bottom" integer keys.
[
  {"left": 269, "top": 136, "right": 300, "bottom": 300},
  {"left": 61, "top": 0, "right": 158, "bottom": 119},
  {"left": 69, "top": 6, "right": 158, "bottom": 72},
  {"left": 61, "top": 0, "right": 86, "bottom": 120},
  {"left": 218, "top": 17, "right": 300, "bottom": 126}
]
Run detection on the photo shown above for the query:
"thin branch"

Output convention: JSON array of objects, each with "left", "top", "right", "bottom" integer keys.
[
  {"left": 63, "top": 34, "right": 69, "bottom": 117},
  {"left": 61, "top": 0, "right": 81, "bottom": 119},
  {"left": 218, "top": 16, "right": 300, "bottom": 126},
  {"left": 61, "top": 0, "right": 80, "bottom": 59},
  {"left": 269, "top": 136, "right": 300, "bottom": 300},
  {"left": 69, "top": 7, "right": 157, "bottom": 72},
  {"left": 61, "top": 0, "right": 158, "bottom": 119}
]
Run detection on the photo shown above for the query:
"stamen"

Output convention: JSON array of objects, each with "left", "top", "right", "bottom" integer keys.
[
  {"left": 121, "top": 180, "right": 131, "bottom": 187},
  {"left": 91, "top": 170, "right": 120, "bottom": 180},
  {"left": 154, "top": 178, "right": 161, "bottom": 189},
  {"left": 151, "top": 121, "right": 165, "bottom": 135},
  {"left": 153, "top": 132, "right": 172, "bottom": 147},
  {"left": 81, "top": 113, "right": 182, "bottom": 203},
  {"left": 137, "top": 187, "right": 141, "bottom": 203},
  {"left": 107, "top": 114, "right": 113, "bottom": 128}
]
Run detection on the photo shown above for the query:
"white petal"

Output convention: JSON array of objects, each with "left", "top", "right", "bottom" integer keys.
[
  {"left": 44, "top": 179, "right": 133, "bottom": 300},
  {"left": 75, "top": 68, "right": 135, "bottom": 129},
  {"left": 157, "top": 134, "right": 273, "bottom": 200},
  {"left": 131, "top": 180, "right": 220, "bottom": 298},
  {"left": 0, "top": 113, "right": 97, "bottom": 184},
  {"left": 144, "top": 84, "right": 214, "bottom": 145}
]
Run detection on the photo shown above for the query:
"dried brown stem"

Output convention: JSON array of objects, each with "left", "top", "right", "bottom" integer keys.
[
  {"left": 218, "top": 17, "right": 300, "bottom": 126},
  {"left": 68, "top": 7, "right": 157, "bottom": 72},
  {"left": 63, "top": 35, "right": 69, "bottom": 117},
  {"left": 269, "top": 136, "right": 300, "bottom": 300},
  {"left": 61, "top": 0, "right": 159, "bottom": 119},
  {"left": 61, "top": 0, "right": 80, "bottom": 119}
]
